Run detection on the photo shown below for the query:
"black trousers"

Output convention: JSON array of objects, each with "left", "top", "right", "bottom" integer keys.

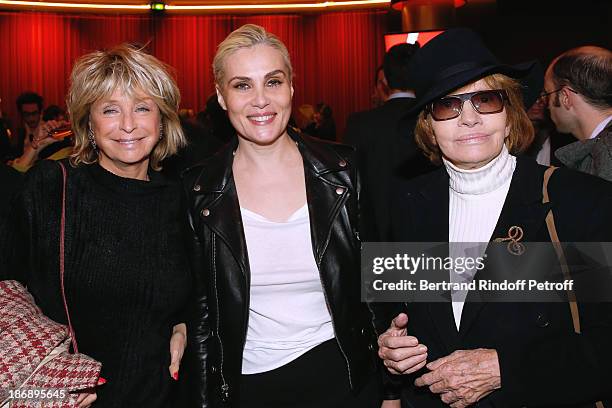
[{"left": 239, "top": 339, "right": 380, "bottom": 408}]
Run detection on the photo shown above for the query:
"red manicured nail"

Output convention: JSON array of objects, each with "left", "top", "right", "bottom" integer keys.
[
  {"left": 172, "top": 371, "right": 179, "bottom": 381},
  {"left": 97, "top": 377, "right": 107, "bottom": 385}
]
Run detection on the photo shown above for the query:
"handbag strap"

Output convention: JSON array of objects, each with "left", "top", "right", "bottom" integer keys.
[
  {"left": 58, "top": 161, "right": 79, "bottom": 353},
  {"left": 542, "top": 166, "right": 581, "bottom": 334},
  {"left": 543, "top": 167, "right": 605, "bottom": 408}
]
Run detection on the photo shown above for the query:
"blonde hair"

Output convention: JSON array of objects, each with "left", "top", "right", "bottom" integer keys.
[
  {"left": 414, "top": 73, "right": 534, "bottom": 165},
  {"left": 213, "top": 24, "right": 293, "bottom": 86},
  {"left": 67, "top": 43, "right": 186, "bottom": 170}
]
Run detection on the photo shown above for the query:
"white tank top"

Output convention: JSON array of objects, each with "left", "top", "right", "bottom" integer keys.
[{"left": 240, "top": 204, "right": 335, "bottom": 374}]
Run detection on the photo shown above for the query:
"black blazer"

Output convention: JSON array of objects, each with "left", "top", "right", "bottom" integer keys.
[
  {"left": 385, "top": 156, "right": 612, "bottom": 407},
  {"left": 182, "top": 128, "right": 378, "bottom": 407},
  {"left": 344, "top": 97, "right": 436, "bottom": 240}
]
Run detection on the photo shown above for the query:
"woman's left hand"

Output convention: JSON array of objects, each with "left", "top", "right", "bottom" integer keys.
[
  {"left": 76, "top": 390, "right": 97, "bottom": 407},
  {"left": 168, "top": 323, "right": 187, "bottom": 380},
  {"left": 414, "top": 348, "right": 500, "bottom": 408}
]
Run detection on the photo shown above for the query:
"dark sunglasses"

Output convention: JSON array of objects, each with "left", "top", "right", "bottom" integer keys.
[{"left": 426, "top": 89, "right": 509, "bottom": 121}]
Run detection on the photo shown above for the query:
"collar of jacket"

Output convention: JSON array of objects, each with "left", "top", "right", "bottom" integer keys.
[
  {"left": 555, "top": 121, "right": 612, "bottom": 170},
  {"left": 185, "top": 126, "right": 355, "bottom": 278},
  {"left": 405, "top": 154, "right": 553, "bottom": 245},
  {"left": 190, "top": 126, "right": 351, "bottom": 194},
  {"left": 398, "top": 155, "right": 553, "bottom": 349},
  {"left": 554, "top": 138, "right": 595, "bottom": 169}
]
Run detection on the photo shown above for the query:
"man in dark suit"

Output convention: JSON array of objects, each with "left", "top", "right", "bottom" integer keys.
[
  {"left": 371, "top": 64, "right": 390, "bottom": 108},
  {"left": 345, "top": 43, "right": 436, "bottom": 240}
]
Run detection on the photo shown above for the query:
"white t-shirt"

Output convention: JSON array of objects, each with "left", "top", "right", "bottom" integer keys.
[
  {"left": 240, "top": 204, "right": 334, "bottom": 374},
  {"left": 445, "top": 145, "right": 516, "bottom": 329}
]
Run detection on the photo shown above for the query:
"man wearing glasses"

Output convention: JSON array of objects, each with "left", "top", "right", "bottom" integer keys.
[
  {"left": 544, "top": 46, "right": 612, "bottom": 181},
  {"left": 11, "top": 91, "right": 44, "bottom": 159}
]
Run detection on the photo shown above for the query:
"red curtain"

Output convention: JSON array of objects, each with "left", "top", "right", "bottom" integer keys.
[{"left": 0, "top": 10, "right": 387, "bottom": 139}]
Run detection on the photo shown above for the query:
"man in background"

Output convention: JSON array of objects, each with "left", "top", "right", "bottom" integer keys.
[
  {"left": 523, "top": 94, "right": 574, "bottom": 166},
  {"left": 371, "top": 65, "right": 390, "bottom": 108},
  {"left": 544, "top": 46, "right": 612, "bottom": 180},
  {"left": 11, "top": 92, "right": 44, "bottom": 159},
  {"left": 345, "top": 43, "right": 435, "bottom": 239}
]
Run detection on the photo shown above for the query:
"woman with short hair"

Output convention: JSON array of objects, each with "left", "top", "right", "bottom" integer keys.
[
  {"left": 184, "top": 24, "right": 379, "bottom": 408},
  {"left": 1, "top": 44, "right": 191, "bottom": 407}
]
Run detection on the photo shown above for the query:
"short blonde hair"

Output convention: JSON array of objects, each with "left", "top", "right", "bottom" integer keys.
[
  {"left": 414, "top": 73, "right": 535, "bottom": 165},
  {"left": 67, "top": 44, "right": 186, "bottom": 170},
  {"left": 213, "top": 24, "right": 293, "bottom": 86}
]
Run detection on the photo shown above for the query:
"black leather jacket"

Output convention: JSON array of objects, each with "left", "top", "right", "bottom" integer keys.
[{"left": 182, "top": 128, "right": 378, "bottom": 407}]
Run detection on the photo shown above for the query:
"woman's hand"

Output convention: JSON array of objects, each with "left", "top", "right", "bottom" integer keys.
[
  {"left": 12, "top": 119, "right": 67, "bottom": 170},
  {"left": 414, "top": 348, "right": 501, "bottom": 408},
  {"left": 169, "top": 323, "right": 187, "bottom": 380},
  {"left": 76, "top": 390, "right": 97, "bottom": 407},
  {"left": 378, "top": 313, "right": 428, "bottom": 375},
  {"left": 75, "top": 376, "right": 105, "bottom": 407},
  {"left": 31, "top": 119, "right": 67, "bottom": 150}
]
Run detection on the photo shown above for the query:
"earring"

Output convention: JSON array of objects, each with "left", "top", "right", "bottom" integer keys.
[
  {"left": 88, "top": 128, "right": 98, "bottom": 152},
  {"left": 159, "top": 123, "right": 164, "bottom": 140}
]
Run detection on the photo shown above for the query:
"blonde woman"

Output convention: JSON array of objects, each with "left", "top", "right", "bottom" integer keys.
[
  {"left": 0, "top": 44, "right": 190, "bottom": 407},
  {"left": 183, "top": 25, "right": 380, "bottom": 408}
]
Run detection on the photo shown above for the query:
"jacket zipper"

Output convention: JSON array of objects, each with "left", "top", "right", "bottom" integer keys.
[
  {"left": 212, "top": 235, "right": 230, "bottom": 401},
  {"left": 315, "top": 190, "right": 353, "bottom": 389}
]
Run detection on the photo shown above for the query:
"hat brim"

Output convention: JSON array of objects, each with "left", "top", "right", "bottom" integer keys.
[{"left": 408, "top": 60, "right": 543, "bottom": 116}]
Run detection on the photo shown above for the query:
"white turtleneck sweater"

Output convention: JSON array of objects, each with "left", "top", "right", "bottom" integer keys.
[{"left": 444, "top": 145, "right": 516, "bottom": 329}]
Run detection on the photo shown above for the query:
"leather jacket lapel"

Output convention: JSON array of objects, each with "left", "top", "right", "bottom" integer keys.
[
  {"left": 188, "top": 128, "right": 356, "bottom": 284},
  {"left": 190, "top": 140, "right": 250, "bottom": 278},
  {"left": 305, "top": 171, "right": 350, "bottom": 265},
  {"left": 292, "top": 129, "right": 354, "bottom": 267}
]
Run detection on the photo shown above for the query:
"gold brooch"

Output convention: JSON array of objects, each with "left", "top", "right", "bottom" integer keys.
[{"left": 494, "top": 226, "right": 525, "bottom": 256}]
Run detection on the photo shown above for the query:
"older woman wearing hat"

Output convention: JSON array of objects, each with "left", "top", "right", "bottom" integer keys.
[{"left": 376, "top": 28, "right": 612, "bottom": 407}]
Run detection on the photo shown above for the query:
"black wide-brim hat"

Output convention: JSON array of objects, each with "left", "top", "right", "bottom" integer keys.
[{"left": 407, "top": 28, "right": 543, "bottom": 115}]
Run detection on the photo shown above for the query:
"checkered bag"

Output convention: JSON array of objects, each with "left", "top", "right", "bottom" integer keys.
[{"left": 0, "top": 280, "right": 101, "bottom": 408}]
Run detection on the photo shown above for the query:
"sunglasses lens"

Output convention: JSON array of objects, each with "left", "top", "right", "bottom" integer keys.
[
  {"left": 429, "top": 90, "right": 506, "bottom": 121},
  {"left": 471, "top": 91, "right": 504, "bottom": 114},
  {"left": 431, "top": 97, "right": 462, "bottom": 120}
]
